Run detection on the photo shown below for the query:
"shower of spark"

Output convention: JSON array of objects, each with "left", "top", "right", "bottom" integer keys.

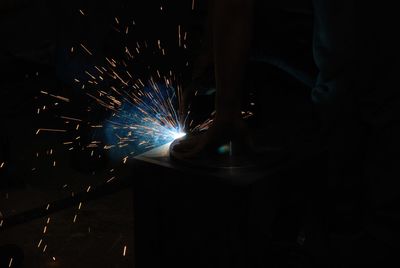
[
  {"left": 14, "top": 3, "right": 257, "bottom": 265},
  {"left": 102, "top": 80, "right": 187, "bottom": 158},
  {"left": 45, "top": 18, "right": 196, "bottom": 162},
  {"left": 34, "top": 16, "right": 253, "bottom": 164}
]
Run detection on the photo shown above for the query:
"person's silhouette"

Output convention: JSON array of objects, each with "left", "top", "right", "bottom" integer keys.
[{"left": 172, "top": 0, "right": 400, "bottom": 266}]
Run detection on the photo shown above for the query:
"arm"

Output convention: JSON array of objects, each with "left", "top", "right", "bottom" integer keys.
[
  {"left": 213, "top": 0, "right": 255, "bottom": 122},
  {"left": 172, "top": 0, "right": 255, "bottom": 157}
]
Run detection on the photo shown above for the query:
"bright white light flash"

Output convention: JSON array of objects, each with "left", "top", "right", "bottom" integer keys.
[{"left": 172, "top": 131, "right": 186, "bottom": 140}]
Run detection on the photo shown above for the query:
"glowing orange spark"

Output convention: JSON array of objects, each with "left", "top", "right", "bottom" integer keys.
[
  {"left": 36, "top": 129, "right": 67, "bottom": 135},
  {"left": 80, "top": 43, "right": 93, "bottom": 56}
]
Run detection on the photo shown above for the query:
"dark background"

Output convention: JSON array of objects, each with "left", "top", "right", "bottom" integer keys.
[{"left": 1, "top": 1, "right": 399, "bottom": 267}]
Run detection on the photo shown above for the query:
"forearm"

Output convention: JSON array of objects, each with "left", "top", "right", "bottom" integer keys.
[{"left": 213, "top": 0, "right": 254, "bottom": 121}]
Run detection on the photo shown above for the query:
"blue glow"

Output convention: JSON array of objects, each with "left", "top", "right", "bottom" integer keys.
[
  {"left": 217, "top": 144, "right": 230, "bottom": 155},
  {"left": 103, "top": 83, "right": 184, "bottom": 160}
]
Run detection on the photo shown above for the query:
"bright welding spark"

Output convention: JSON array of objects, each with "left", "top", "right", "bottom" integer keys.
[
  {"left": 80, "top": 43, "right": 93, "bottom": 56},
  {"left": 178, "top": 25, "right": 182, "bottom": 47},
  {"left": 101, "top": 80, "right": 187, "bottom": 159},
  {"left": 40, "top": 90, "right": 70, "bottom": 102},
  {"left": 172, "top": 132, "right": 186, "bottom": 140},
  {"left": 35, "top": 8, "right": 254, "bottom": 170},
  {"left": 106, "top": 176, "right": 115, "bottom": 183},
  {"left": 36, "top": 129, "right": 67, "bottom": 135},
  {"left": 60, "top": 116, "right": 82, "bottom": 122}
]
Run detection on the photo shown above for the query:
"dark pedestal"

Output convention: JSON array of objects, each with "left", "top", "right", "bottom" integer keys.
[{"left": 131, "top": 143, "right": 306, "bottom": 268}]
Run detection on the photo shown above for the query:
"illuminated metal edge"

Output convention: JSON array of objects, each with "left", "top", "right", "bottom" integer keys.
[
  {"left": 133, "top": 141, "right": 277, "bottom": 183},
  {"left": 133, "top": 142, "right": 174, "bottom": 169},
  {"left": 169, "top": 139, "right": 259, "bottom": 171},
  {"left": 135, "top": 141, "right": 256, "bottom": 170}
]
